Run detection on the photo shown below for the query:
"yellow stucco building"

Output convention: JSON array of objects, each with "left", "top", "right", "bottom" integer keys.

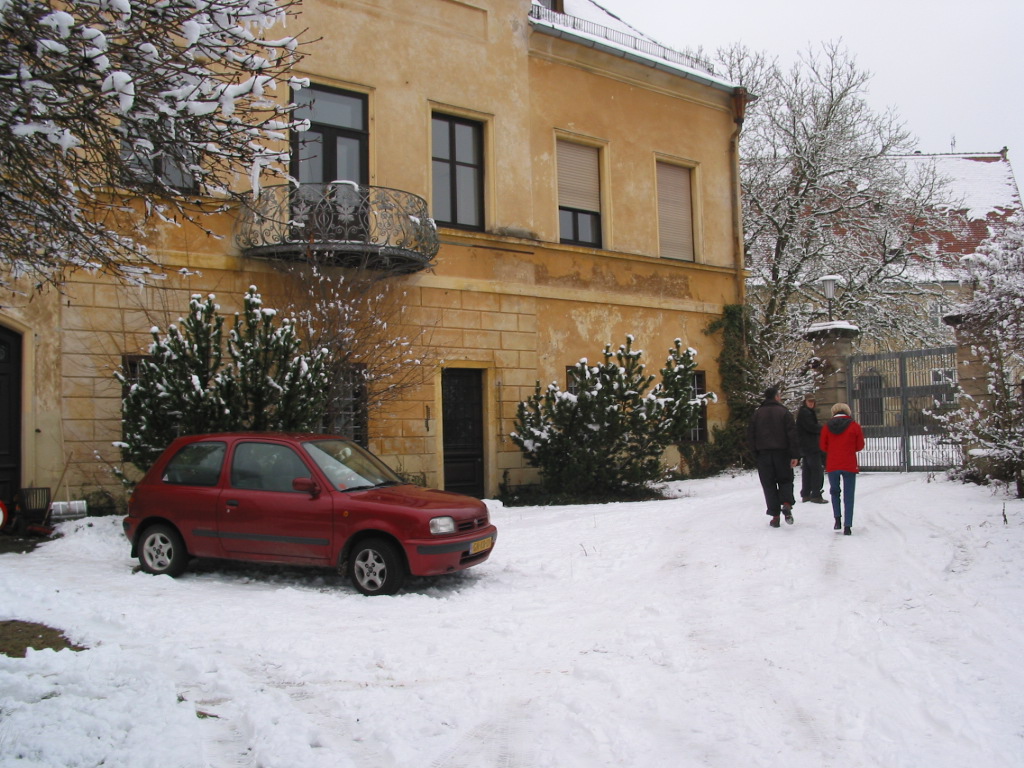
[{"left": 0, "top": 0, "right": 748, "bottom": 507}]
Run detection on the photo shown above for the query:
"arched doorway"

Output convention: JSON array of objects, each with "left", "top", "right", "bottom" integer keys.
[{"left": 0, "top": 326, "right": 22, "bottom": 508}]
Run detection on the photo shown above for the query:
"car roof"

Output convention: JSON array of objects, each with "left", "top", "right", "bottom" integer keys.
[{"left": 171, "top": 432, "right": 350, "bottom": 444}]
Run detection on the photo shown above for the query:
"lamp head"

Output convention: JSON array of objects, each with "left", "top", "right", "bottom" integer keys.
[{"left": 817, "top": 274, "right": 843, "bottom": 299}]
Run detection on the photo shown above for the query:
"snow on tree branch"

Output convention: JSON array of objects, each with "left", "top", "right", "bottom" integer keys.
[
  {"left": 0, "top": 0, "right": 308, "bottom": 289},
  {"left": 938, "top": 215, "right": 1024, "bottom": 497},
  {"left": 718, "top": 42, "right": 960, "bottom": 394}
]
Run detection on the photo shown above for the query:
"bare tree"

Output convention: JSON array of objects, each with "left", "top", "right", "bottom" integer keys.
[
  {"left": 275, "top": 263, "right": 439, "bottom": 443},
  {"left": 719, "top": 42, "right": 955, "bottom": 395},
  {"left": 0, "top": 0, "right": 307, "bottom": 289}
]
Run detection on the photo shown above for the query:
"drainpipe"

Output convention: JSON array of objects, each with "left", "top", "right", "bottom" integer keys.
[{"left": 729, "top": 87, "right": 750, "bottom": 305}]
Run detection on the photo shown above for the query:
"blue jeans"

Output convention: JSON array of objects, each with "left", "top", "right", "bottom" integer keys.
[{"left": 828, "top": 471, "right": 857, "bottom": 527}]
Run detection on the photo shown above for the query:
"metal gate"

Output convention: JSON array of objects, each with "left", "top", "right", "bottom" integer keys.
[{"left": 848, "top": 347, "right": 961, "bottom": 471}]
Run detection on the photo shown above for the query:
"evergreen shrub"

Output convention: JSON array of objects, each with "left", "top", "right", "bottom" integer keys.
[
  {"left": 510, "top": 336, "right": 713, "bottom": 500},
  {"left": 116, "top": 287, "right": 329, "bottom": 473}
]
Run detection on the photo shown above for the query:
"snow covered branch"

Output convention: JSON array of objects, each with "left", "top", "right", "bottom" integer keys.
[
  {"left": 0, "top": 0, "right": 307, "bottom": 289},
  {"left": 718, "top": 42, "right": 959, "bottom": 392}
]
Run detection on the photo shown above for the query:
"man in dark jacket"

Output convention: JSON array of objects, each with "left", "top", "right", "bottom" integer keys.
[
  {"left": 796, "top": 395, "right": 827, "bottom": 504},
  {"left": 748, "top": 387, "right": 801, "bottom": 527}
]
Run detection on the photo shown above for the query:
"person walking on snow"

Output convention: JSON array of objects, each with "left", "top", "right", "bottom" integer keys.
[
  {"left": 748, "top": 387, "right": 801, "bottom": 528},
  {"left": 819, "top": 403, "right": 865, "bottom": 536},
  {"left": 796, "top": 395, "right": 827, "bottom": 504}
]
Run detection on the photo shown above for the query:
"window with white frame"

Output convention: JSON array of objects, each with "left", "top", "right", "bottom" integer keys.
[
  {"left": 329, "top": 364, "right": 369, "bottom": 447},
  {"left": 684, "top": 371, "right": 709, "bottom": 443}
]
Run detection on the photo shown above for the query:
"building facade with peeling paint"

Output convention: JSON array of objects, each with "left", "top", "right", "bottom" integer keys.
[{"left": 0, "top": 0, "right": 748, "bottom": 505}]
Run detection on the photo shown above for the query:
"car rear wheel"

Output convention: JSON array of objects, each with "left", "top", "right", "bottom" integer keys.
[
  {"left": 349, "top": 538, "right": 406, "bottom": 596},
  {"left": 139, "top": 524, "right": 188, "bottom": 577}
]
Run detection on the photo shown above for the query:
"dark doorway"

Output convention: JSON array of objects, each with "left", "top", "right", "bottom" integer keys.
[
  {"left": 441, "top": 368, "right": 485, "bottom": 498},
  {"left": 0, "top": 326, "right": 22, "bottom": 508}
]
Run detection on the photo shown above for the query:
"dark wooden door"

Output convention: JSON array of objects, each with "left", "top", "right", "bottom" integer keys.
[
  {"left": 442, "top": 369, "right": 485, "bottom": 498},
  {"left": 0, "top": 327, "right": 22, "bottom": 509}
]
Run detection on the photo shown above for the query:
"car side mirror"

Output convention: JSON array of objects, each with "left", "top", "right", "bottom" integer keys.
[{"left": 292, "top": 477, "right": 321, "bottom": 498}]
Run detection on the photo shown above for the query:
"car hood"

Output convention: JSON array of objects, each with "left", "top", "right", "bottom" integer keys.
[{"left": 344, "top": 484, "right": 486, "bottom": 514}]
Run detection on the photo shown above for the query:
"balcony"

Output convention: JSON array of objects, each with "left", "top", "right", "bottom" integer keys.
[{"left": 235, "top": 182, "right": 439, "bottom": 274}]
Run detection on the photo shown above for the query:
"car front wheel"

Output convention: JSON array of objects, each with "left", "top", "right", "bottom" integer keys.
[
  {"left": 349, "top": 538, "right": 406, "bottom": 596},
  {"left": 139, "top": 524, "right": 188, "bottom": 577}
]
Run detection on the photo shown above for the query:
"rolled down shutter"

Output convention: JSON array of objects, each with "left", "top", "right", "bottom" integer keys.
[
  {"left": 558, "top": 141, "right": 600, "bottom": 213},
  {"left": 657, "top": 162, "right": 694, "bottom": 261}
]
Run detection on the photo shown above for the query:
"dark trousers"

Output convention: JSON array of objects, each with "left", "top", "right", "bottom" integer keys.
[
  {"left": 755, "top": 450, "right": 795, "bottom": 516},
  {"left": 800, "top": 450, "right": 825, "bottom": 500}
]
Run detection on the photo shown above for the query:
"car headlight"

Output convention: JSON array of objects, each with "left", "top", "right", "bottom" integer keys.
[{"left": 429, "top": 516, "right": 456, "bottom": 535}]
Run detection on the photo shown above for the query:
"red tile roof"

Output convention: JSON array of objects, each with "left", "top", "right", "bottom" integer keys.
[{"left": 900, "top": 150, "right": 1022, "bottom": 259}]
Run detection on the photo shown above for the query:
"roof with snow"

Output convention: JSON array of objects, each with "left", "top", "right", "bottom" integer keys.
[
  {"left": 528, "top": 1, "right": 738, "bottom": 93},
  {"left": 900, "top": 150, "right": 1022, "bottom": 259}
]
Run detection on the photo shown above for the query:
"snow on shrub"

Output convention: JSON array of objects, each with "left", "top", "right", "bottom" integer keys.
[{"left": 511, "top": 337, "right": 715, "bottom": 498}]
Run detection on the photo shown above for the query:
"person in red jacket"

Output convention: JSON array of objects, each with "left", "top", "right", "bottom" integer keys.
[{"left": 819, "top": 403, "right": 865, "bottom": 535}]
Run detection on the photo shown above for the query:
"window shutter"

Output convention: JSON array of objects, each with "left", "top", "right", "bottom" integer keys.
[
  {"left": 557, "top": 141, "right": 600, "bottom": 212},
  {"left": 657, "top": 162, "right": 694, "bottom": 261}
]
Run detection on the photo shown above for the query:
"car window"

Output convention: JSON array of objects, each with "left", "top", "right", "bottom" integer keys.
[
  {"left": 304, "top": 439, "right": 402, "bottom": 491},
  {"left": 230, "top": 442, "right": 311, "bottom": 493},
  {"left": 162, "top": 442, "right": 226, "bottom": 486}
]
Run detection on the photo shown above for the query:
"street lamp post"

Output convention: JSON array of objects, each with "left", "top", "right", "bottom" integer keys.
[{"left": 817, "top": 275, "right": 842, "bottom": 321}]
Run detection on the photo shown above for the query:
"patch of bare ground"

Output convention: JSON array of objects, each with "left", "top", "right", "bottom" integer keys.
[{"left": 0, "top": 620, "right": 85, "bottom": 658}]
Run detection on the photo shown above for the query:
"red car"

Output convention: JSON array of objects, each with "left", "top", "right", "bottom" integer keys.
[{"left": 123, "top": 433, "right": 496, "bottom": 595}]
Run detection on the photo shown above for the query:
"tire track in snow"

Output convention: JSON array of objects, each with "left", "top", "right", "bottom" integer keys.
[
  {"left": 189, "top": 697, "right": 258, "bottom": 768},
  {"left": 428, "top": 704, "right": 537, "bottom": 768}
]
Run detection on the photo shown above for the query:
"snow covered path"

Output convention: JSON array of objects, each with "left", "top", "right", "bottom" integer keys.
[{"left": 0, "top": 472, "right": 1022, "bottom": 767}]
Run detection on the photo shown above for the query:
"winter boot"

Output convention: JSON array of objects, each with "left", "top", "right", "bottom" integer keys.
[
  {"left": 783, "top": 503, "right": 793, "bottom": 525},
  {"left": 770, "top": 515, "right": 781, "bottom": 528},
  {"left": 843, "top": 526, "right": 852, "bottom": 536},
  {"left": 834, "top": 518, "right": 842, "bottom": 530}
]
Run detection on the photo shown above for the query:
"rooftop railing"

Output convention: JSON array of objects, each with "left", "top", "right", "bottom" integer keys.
[{"left": 528, "top": 5, "right": 716, "bottom": 77}]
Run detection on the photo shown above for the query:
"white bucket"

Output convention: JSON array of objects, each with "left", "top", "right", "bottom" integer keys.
[{"left": 50, "top": 500, "right": 88, "bottom": 521}]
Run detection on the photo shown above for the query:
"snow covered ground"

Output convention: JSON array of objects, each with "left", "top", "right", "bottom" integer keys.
[{"left": 1, "top": 471, "right": 1022, "bottom": 768}]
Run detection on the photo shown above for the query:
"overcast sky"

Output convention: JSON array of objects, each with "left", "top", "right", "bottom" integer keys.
[{"left": 597, "top": 0, "right": 1023, "bottom": 166}]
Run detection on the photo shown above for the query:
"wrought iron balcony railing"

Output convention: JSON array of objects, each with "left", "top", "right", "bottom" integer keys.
[{"left": 235, "top": 182, "right": 439, "bottom": 274}]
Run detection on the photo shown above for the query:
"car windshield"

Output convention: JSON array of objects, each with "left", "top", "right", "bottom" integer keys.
[{"left": 303, "top": 439, "right": 404, "bottom": 492}]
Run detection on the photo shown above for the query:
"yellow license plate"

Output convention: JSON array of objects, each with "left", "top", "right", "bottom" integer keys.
[{"left": 469, "top": 537, "right": 493, "bottom": 555}]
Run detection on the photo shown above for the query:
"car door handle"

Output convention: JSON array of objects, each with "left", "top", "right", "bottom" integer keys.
[{"left": 226, "top": 499, "right": 239, "bottom": 507}]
